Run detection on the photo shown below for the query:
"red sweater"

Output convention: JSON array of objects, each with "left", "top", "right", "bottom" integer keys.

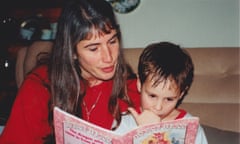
[{"left": 0, "top": 65, "right": 141, "bottom": 144}]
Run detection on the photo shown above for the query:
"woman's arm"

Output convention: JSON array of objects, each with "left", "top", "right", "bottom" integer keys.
[{"left": 0, "top": 66, "right": 51, "bottom": 143}]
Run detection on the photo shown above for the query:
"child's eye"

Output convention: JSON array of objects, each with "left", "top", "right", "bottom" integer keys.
[
  {"left": 166, "top": 98, "right": 174, "bottom": 101},
  {"left": 149, "top": 94, "right": 157, "bottom": 98}
]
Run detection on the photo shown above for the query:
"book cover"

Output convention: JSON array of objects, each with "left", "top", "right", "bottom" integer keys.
[{"left": 54, "top": 107, "right": 199, "bottom": 144}]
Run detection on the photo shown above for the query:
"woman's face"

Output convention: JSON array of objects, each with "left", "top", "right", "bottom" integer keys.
[{"left": 75, "top": 29, "right": 119, "bottom": 85}]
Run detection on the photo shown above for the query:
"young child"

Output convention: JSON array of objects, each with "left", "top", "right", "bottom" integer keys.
[{"left": 115, "top": 41, "right": 208, "bottom": 144}]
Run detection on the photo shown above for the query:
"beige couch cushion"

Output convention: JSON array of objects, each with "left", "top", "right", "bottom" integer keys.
[{"left": 185, "top": 48, "right": 239, "bottom": 104}]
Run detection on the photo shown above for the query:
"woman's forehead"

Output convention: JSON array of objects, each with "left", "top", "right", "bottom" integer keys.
[{"left": 84, "top": 27, "right": 116, "bottom": 40}]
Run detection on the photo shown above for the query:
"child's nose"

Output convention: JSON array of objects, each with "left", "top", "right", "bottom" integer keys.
[{"left": 154, "top": 100, "right": 163, "bottom": 111}]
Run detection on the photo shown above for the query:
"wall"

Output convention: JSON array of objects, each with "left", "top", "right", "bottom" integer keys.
[{"left": 115, "top": 0, "right": 239, "bottom": 48}]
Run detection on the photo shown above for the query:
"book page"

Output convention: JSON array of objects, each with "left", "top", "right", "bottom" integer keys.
[
  {"left": 54, "top": 107, "right": 119, "bottom": 144},
  {"left": 119, "top": 118, "right": 199, "bottom": 144},
  {"left": 63, "top": 121, "right": 116, "bottom": 144},
  {"left": 54, "top": 107, "right": 199, "bottom": 144}
]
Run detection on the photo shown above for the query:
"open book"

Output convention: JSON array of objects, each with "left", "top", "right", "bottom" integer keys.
[{"left": 54, "top": 107, "right": 199, "bottom": 144}]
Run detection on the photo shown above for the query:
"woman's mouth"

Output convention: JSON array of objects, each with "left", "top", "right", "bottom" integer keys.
[{"left": 102, "top": 66, "right": 114, "bottom": 73}]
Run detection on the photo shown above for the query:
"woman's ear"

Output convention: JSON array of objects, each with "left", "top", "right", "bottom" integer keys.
[
  {"left": 73, "top": 53, "right": 77, "bottom": 60},
  {"left": 136, "top": 76, "right": 141, "bottom": 93}
]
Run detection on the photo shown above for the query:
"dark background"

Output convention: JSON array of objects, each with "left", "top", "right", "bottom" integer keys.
[
  {"left": 1, "top": 0, "right": 64, "bottom": 13},
  {"left": 0, "top": 0, "right": 64, "bottom": 125}
]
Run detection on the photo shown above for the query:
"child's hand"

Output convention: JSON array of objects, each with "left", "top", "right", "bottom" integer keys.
[{"left": 128, "top": 107, "right": 161, "bottom": 126}]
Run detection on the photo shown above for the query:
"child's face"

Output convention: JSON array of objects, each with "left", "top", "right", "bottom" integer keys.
[{"left": 137, "top": 76, "right": 183, "bottom": 120}]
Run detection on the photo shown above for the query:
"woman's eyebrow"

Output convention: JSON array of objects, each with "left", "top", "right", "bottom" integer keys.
[
  {"left": 84, "top": 43, "right": 99, "bottom": 48},
  {"left": 83, "top": 32, "right": 118, "bottom": 48},
  {"left": 106, "top": 33, "right": 118, "bottom": 42},
  {"left": 110, "top": 33, "right": 118, "bottom": 39}
]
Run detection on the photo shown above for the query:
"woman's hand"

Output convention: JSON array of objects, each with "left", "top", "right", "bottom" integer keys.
[{"left": 128, "top": 107, "right": 161, "bottom": 126}]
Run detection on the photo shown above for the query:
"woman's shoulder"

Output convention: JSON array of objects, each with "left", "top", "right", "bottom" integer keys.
[
  {"left": 18, "top": 64, "right": 50, "bottom": 104},
  {"left": 26, "top": 64, "right": 49, "bottom": 84},
  {"left": 126, "top": 78, "right": 141, "bottom": 112},
  {"left": 127, "top": 78, "right": 137, "bottom": 90},
  {"left": 32, "top": 64, "right": 48, "bottom": 74}
]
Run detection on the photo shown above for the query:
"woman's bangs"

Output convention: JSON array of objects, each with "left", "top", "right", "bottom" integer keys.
[{"left": 83, "top": 20, "right": 115, "bottom": 40}]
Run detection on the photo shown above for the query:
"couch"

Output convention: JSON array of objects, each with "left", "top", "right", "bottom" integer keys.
[
  {"left": 123, "top": 47, "right": 240, "bottom": 144},
  {"left": 9, "top": 41, "right": 240, "bottom": 143}
]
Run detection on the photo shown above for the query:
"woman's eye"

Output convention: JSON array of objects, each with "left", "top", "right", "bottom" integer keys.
[
  {"left": 110, "top": 40, "right": 116, "bottom": 44},
  {"left": 88, "top": 47, "right": 98, "bottom": 51},
  {"left": 109, "top": 38, "right": 118, "bottom": 45}
]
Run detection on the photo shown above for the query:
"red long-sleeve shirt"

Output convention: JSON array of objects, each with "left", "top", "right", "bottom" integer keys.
[{"left": 0, "top": 65, "right": 141, "bottom": 144}]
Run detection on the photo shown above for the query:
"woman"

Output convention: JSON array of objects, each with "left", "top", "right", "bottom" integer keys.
[{"left": 0, "top": 0, "right": 140, "bottom": 143}]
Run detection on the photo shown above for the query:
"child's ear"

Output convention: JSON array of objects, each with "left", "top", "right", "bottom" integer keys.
[
  {"left": 179, "top": 87, "right": 188, "bottom": 99},
  {"left": 136, "top": 76, "right": 141, "bottom": 93},
  {"left": 179, "top": 92, "right": 184, "bottom": 99}
]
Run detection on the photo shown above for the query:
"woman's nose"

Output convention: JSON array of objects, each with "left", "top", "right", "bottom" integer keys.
[{"left": 102, "top": 46, "right": 113, "bottom": 63}]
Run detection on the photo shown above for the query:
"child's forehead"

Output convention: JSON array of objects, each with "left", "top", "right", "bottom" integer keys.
[
  {"left": 143, "top": 77, "right": 181, "bottom": 95},
  {"left": 146, "top": 74, "right": 179, "bottom": 89}
]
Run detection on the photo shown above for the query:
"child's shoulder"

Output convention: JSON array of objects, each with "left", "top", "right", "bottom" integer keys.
[{"left": 176, "top": 109, "right": 188, "bottom": 119}]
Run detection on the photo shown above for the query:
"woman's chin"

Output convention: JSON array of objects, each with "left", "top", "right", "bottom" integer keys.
[{"left": 99, "top": 73, "right": 115, "bottom": 81}]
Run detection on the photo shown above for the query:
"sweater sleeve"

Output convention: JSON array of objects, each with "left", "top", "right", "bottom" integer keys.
[
  {"left": 127, "top": 79, "right": 141, "bottom": 113},
  {"left": 0, "top": 66, "right": 51, "bottom": 144},
  {"left": 118, "top": 78, "right": 141, "bottom": 113}
]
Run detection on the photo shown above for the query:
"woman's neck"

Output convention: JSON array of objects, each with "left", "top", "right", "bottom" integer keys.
[
  {"left": 81, "top": 72, "right": 103, "bottom": 87},
  {"left": 88, "top": 80, "right": 103, "bottom": 87}
]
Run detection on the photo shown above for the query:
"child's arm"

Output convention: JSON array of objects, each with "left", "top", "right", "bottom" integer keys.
[{"left": 128, "top": 107, "right": 161, "bottom": 126}]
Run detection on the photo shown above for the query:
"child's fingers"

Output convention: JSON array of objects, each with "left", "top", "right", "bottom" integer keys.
[{"left": 128, "top": 107, "right": 139, "bottom": 119}]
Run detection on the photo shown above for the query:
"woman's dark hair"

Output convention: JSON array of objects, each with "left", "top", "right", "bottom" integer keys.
[{"left": 45, "top": 0, "right": 132, "bottom": 142}]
